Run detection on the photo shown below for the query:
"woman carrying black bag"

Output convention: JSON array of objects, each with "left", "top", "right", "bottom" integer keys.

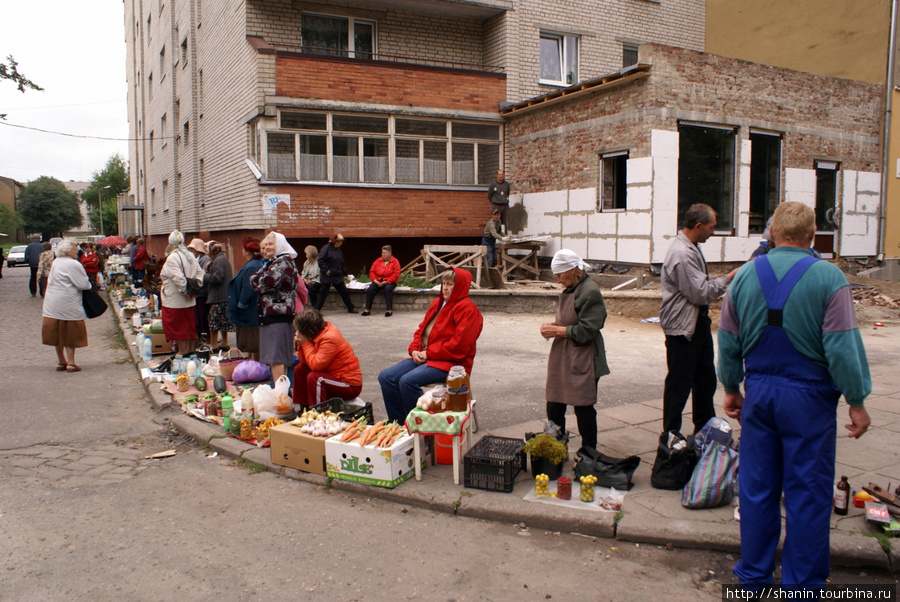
[{"left": 41, "top": 239, "right": 93, "bottom": 372}]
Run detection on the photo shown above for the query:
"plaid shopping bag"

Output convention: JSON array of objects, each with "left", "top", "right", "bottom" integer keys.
[{"left": 681, "top": 440, "right": 739, "bottom": 509}]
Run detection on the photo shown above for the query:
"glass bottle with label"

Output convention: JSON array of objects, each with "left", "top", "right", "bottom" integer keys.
[{"left": 833, "top": 475, "right": 850, "bottom": 515}]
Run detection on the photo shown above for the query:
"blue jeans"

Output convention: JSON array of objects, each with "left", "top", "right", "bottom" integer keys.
[
  {"left": 378, "top": 359, "right": 448, "bottom": 423},
  {"left": 481, "top": 237, "right": 497, "bottom": 267}
]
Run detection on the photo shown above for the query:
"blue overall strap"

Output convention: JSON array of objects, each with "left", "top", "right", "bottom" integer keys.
[{"left": 754, "top": 255, "right": 819, "bottom": 327}]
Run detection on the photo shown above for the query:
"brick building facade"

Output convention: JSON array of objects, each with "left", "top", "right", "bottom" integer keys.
[{"left": 503, "top": 44, "right": 883, "bottom": 264}]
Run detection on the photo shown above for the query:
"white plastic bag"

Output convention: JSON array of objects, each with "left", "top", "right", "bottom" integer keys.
[{"left": 255, "top": 376, "right": 293, "bottom": 420}]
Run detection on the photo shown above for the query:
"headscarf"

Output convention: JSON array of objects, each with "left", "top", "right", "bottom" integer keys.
[
  {"left": 265, "top": 231, "right": 298, "bottom": 259},
  {"left": 187, "top": 238, "right": 206, "bottom": 254},
  {"left": 551, "top": 249, "right": 586, "bottom": 274}
]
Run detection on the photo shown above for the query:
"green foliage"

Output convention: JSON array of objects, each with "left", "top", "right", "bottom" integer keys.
[
  {"left": 0, "top": 203, "right": 21, "bottom": 235},
  {"left": 83, "top": 154, "right": 130, "bottom": 235},
  {"left": 17, "top": 176, "right": 81, "bottom": 238},
  {"left": 0, "top": 55, "right": 42, "bottom": 93},
  {"left": 523, "top": 434, "right": 567, "bottom": 464}
]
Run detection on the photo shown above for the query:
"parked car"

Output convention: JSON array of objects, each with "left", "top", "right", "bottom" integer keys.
[
  {"left": 6, "top": 245, "right": 27, "bottom": 267},
  {"left": 49, "top": 237, "right": 62, "bottom": 250}
]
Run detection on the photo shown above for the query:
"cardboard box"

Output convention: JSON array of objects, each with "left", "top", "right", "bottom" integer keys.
[
  {"left": 269, "top": 423, "right": 327, "bottom": 476},
  {"left": 325, "top": 433, "right": 418, "bottom": 488},
  {"left": 146, "top": 332, "right": 172, "bottom": 355}
]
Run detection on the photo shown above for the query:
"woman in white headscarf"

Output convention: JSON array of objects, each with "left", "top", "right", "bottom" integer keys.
[
  {"left": 539, "top": 249, "right": 609, "bottom": 452},
  {"left": 250, "top": 232, "right": 308, "bottom": 379},
  {"left": 160, "top": 230, "right": 204, "bottom": 354}
]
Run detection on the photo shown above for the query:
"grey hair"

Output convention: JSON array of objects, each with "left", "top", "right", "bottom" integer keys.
[{"left": 55, "top": 239, "right": 78, "bottom": 258}]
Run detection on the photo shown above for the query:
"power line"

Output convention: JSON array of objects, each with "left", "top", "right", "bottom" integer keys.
[
  {"left": 2, "top": 99, "right": 126, "bottom": 111},
  {"left": 0, "top": 120, "right": 168, "bottom": 142}
]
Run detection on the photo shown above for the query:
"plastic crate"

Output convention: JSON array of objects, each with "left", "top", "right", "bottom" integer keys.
[
  {"left": 464, "top": 436, "right": 526, "bottom": 493},
  {"left": 311, "top": 397, "right": 374, "bottom": 425}
]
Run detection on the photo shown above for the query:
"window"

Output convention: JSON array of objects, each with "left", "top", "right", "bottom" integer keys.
[
  {"left": 540, "top": 32, "right": 578, "bottom": 86},
  {"left": 150, "top": 187, "right": 156, "bottom": 213},
  {"left": 180, "top": 37, "right": 188, "bottom": 67},
  {"left": 749, "top": 131, "right": 782, "bottom": 234},
  {"left": 265, "top": 111, "right": 501, "bottom": 185},
  {"left": 160, "top": 113, "right": 168, "bottom": 147},
  {"left": 678, "top": 123, "right": 736, "bottom": 232},
  {"left": 148, "top": 72, "right": 153, "bottom": 99},
  {"left": 159, "top": 45, "right": 166, "bottom": 78},
  {"left": 815, "top": 161, "right": 839, "bottom": 232},
  {"left": 599, "top": 151, "right": 628, "bottom": 211},
  {"left": 301, "top": 13, "right": 374, "bottom": 59},
  {"left": 149, "top": 130, "right": 155, "bottom": 158},
  {"left": 183, "top": 120, "right": 190, "bottom": 145},
  {"left": 622, "top": 43, "right": 639, "bottom": 68},
  {"left": 162, "top": 179, "right": 168, "bottom": 210}
]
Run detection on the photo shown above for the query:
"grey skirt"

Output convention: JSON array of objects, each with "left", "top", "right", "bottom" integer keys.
[{"left": 259, "top": 322, "right": 294, "bottom": 366}]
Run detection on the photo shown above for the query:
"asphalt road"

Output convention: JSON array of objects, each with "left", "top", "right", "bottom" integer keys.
[{"left": 1, "top": 264, "right": 896, "bottom": 600}]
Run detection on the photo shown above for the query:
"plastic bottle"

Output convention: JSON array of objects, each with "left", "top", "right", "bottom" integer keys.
[
  {"left": 141, "top": 336, "right": 153, "bottom": 363},
  {"left": 186, "top": 359, "right": 198, "bottom": 377},
  {"left": 220, "top": 392, "right": 234, "bottom": 431},
  {"left": 834, "top": 475, "right": 850, "bottom": 515}
]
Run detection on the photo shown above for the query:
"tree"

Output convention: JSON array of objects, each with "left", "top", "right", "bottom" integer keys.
[
  {"left": 17, "top": 176, "right": 81, "bottom": 239},
  {"left": 1, "top": 55, "right": 43, "bottom": 119},
  {"left": 0, "top": 203, "right": 21, "bottom": 235},
  {"left": 83, "top": 154, "right": 130, "bottom": 236}
]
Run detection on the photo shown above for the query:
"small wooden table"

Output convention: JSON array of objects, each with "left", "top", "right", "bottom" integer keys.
[{"left": 497, "top": 241, "right": 546, "bottom": 280}]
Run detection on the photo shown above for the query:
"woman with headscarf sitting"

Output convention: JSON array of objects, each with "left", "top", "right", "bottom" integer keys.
[
  {"left": 292, "top": 308, "right": 362, "bottom": 409},
  {"left": 250, "top": 232, "right": 307, "bottom": 379},
  {"left": 160, "top": 230, "right": 204, "bottom": 354},
  {"left": 228, "top": 236, "right": 263, "bottom": 361},
  {"left": 204, "top": 241, "right": 234, "bottom": 352},
  {"left": 539, "top": 249, "right": 609, "bottom": 452},
  {"left": 378, "top": 268, "right": 483, "bottom": 423}
]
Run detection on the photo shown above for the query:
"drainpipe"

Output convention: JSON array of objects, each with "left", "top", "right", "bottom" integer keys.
[{"left": 878, "top": 0, "right": 898, "bottom": 262}]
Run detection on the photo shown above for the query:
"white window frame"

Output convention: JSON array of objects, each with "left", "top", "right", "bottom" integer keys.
[
  {"left": 539, "top": 32, "right": 578, "bottom": 86},
  {"left": 598, "top": 150, "right": 629, "bottom": 212},
  {"left": 301, "top": 12, "right": 376, "bottom": 59}
]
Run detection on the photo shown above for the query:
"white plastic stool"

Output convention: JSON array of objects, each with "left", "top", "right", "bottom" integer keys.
[{"left": 411, "top": 404, "right": 475, "bottom": 486}]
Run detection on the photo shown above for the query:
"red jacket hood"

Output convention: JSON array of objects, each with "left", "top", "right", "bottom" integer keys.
[{"left": 441, "top": 268, "right": 472, "bottom": 303}]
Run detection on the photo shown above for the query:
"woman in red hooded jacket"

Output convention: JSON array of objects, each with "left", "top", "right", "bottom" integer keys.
[{"left": 378, "top": 268, "right": 483, "bottom": 422}]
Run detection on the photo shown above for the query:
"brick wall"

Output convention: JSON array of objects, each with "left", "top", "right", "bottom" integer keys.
[
  {"left": 273, "top": 185, "right": 489, "bottom": 238},
  {"left": 275, "top": 54, "right": 506, "bottom": 112}
]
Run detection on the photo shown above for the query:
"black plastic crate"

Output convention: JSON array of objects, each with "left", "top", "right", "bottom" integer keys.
[
  {"left": 464, "top": 436, "right": 526, "bottom": 493},
  {"left": 311, "top": 398, "right": 374, "bottom": 425}
]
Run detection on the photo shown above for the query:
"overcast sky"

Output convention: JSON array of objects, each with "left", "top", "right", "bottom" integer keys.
[{"left": 0, "top": 1, "right": 128, "bottom": 185}]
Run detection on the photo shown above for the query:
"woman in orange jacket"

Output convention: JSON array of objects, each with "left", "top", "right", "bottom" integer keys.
[{"left": 292, "top": 308, "right": 362, "bottom": 408}]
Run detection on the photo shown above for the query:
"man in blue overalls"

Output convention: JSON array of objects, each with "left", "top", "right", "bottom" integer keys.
[{"left": 717, "top": 202, "right": 871, "bottom": 591}]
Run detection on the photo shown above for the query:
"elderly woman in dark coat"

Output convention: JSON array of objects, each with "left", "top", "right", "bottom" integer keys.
[
  {"left": 539, "top": 249, "right": 609, "bottom": 451},
  {"left": 314, "top": 233, "right": 356, "bottom": 313},
  {"left": 204, "top": 241, "right": 234, "bottom": 351},
  {"left": 228, "top": 236, "right": 263, "bottom": 361}
]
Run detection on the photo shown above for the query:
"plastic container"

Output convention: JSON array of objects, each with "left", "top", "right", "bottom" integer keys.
[
  {"left": 435, "top": 431, "right": 466, "bottom": 465},
  {"left": 463, "top": 436, "right": 527, "bottom": 493},
  {"left": 557, "top": 477, "right": 572, "bottom": 500},
  {"left": 220, "top": 392, "right": 234, "bottom": 431},
  {"left": 141, "top": 337, "right": 153, "bottom": 363}
]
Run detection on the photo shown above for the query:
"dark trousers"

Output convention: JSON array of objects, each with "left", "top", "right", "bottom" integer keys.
[
  {"left": 365, "top": 282, "right": 396, "bottom": 312},
  {"left": 546, "top": 402, "right": 597, "bottom": 450},
  {"left": 305, "top": 282, "right": 321, "bottom": 309},
  {"left": 492, "top": 203, "right": 509, "bottom": 230},
  {"left": 662, "top": 313, "right": 717, "bottom": 434},
  {"left": 315, "top": 281, "right": 355, "bottom": 312},
  {"left": 29, "top": 266, "right": 39, "bottom": 296},
  {"left": 481, "top": 237, "right": 497, "bottom": 268}
]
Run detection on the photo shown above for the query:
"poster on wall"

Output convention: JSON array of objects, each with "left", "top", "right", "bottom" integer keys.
[{"left": 262, "top": 194, "right": 291, "bottom": 217}]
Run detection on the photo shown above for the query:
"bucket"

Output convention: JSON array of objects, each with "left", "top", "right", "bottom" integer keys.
[{"left": 435, "top": 431, "right": 466, "bottom": 465}]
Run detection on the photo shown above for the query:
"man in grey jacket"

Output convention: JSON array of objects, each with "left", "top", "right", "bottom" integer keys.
[{"left": 660, "top": 203, "right": 737, "bottom": 434}]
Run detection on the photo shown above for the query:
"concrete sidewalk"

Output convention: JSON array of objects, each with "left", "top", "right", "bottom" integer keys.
[{"left": 119, "top": 304, "right": 900, "bottom": 572}]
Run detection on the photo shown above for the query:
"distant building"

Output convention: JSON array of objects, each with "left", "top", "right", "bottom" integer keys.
[
  {"left": 63, "top": 181, "right": 97, "bottom": 238},
  {"left": 0, "top": 175, "right": 24, "bottom": 241}
]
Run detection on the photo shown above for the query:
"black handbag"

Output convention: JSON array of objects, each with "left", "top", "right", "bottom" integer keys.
[
  {"left": 650, "top": 430, "right": 698, "bottom": 490},
  {"left": 573, "top": 446, "right": 641, "bottom": 491},
  {"left": 82, "top": 287, "right": 108, "bottom": 319}
]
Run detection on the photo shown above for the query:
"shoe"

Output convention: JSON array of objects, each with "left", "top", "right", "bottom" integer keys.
[
  {"left": 360, "top": 310, "right": 371, "bottom": 317},
  {"left": 384, "top": 311, "right": 393, "bottom": 317},
  {"left": 66, "top": 364, "right": 82, "bottom": 372},
  {"left": 56, "top": 363, "right": 67, "bottom": 372},
  {"left": 347, "top": 307, "right": 358, "bottom": 314}
]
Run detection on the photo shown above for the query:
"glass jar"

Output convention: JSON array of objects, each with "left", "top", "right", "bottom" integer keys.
[
  {"left": 446, "top": 365, "right": 470, "bottom": 393},
  {"left": 557, "top": 477, "right": 572, "bottom": 500}
]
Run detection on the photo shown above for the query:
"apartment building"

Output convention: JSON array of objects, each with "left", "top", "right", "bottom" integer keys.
[{"left": 124, "top": 0, "right": 705, "bottom": 263}]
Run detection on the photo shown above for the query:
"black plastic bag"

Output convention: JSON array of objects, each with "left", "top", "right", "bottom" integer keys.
[{"left": 650, "top": 430, "right": 698, "bottom": 490}]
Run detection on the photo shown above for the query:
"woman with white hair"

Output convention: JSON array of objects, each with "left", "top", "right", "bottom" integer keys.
[
  {"left": 250, "top": 232, "right": 307, "bottom": 379},
  {"left": 539, "top": 249, "right": 609, "bottom": 451},
  {"left": 160, "top": 230, "right": 204, "bottom": 354},
  {"left": 41, "top": 239, "right": 92, "bottom": 372}
]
